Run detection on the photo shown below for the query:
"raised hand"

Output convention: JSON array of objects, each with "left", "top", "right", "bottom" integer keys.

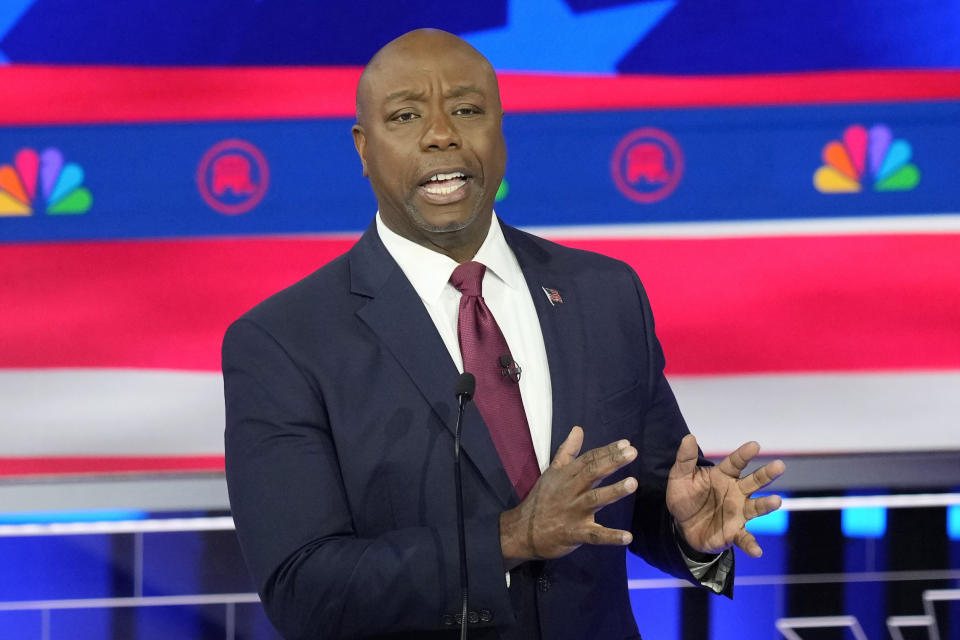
[
  {"left": 666, "top": 434, "right": 785, "bottom": 558},
  {"left": 499, "top": 426, "right": 638, "bottom": 569}
]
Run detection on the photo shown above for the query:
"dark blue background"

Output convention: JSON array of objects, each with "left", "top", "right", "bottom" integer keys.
[{"left": 2, "top": 0, "right": 958, "bottom": 71}]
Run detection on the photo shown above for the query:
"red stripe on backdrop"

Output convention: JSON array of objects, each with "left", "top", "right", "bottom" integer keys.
[
  {"left": 0, "top": 237, "right": 358, "bottom": 370},
  {"left": 1, "top": 66, "right": 958, "bottom": 125},
  {"left": 1, "top": 234, "right": 958, "bottom": 374},
  {"left": 566, "top": 234, "right": 960, "bottom": 375},
  {"left": 0, "top": 456, "right": 224, "bottom": 478}
]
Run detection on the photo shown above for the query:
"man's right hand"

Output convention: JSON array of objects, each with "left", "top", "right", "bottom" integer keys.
[{"left": 499, "top": 426, "right": 638, "bottom": 570}]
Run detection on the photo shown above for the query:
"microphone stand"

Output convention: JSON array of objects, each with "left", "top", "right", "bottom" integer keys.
[{"left": 454, "top": 373, "right": 475, "bottom": 640}]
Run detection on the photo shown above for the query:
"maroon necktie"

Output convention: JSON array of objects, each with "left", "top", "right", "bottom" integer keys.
[{"left": 450, "top": 261, "right": 540, "bottom": 499}]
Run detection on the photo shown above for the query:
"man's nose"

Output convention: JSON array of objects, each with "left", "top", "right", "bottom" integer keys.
[{"left": 420, "top": 111, "right": 461, "bottom": 150}]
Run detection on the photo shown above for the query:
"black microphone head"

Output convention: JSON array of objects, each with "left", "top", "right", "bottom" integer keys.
[
  {"left": 455, "top": 372, "right": 476, "bottom": 402},
  {"left": 498, "top": 354, "right": 512, "bottom": 367}
]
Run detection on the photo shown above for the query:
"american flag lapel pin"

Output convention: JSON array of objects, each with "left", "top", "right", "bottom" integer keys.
[{"left": 541, "top": 286, "right": 563, "bottom": 306}]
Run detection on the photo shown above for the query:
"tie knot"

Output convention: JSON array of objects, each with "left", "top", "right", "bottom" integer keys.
[{"left": 450, "top": 261, "right": 486, "bottom": 297}]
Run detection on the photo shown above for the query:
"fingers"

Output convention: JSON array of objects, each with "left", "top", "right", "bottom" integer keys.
[
  {"left": 551, "top": 426, "right": 584, "bottom": 469},
  {"left": 670, "top": 434, "right": 700, "bottom": 478},
  {"left": 570, "top": 438, "right": 637, "bottom": 485},
  {"left": 716, "top": 440, "right": 761, "bottom": 479},
  {"left": 580, "top": 476, "right": 638, "bottom": 512},
  {"left": 734, "top": 527, "right": 762, "bottom": 558},
  {"left": 744, "top": 494, "right": 783, "bottom": 521},
  {"left": 583, "top": 522, "right": 633, "bottom": 547},
  {"left": 738, "top": 459, "right": 786, "bottom": 495}
]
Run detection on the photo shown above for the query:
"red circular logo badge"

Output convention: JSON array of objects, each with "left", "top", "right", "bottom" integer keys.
[
  {"left": 196, "top": 139, "right": 270, "bottom": 215},
  {"left": 610, "top": 128, "right": 684, "bottom": 204}
]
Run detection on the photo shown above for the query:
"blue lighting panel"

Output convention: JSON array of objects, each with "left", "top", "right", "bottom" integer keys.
[
  {"left": 842, "top": 506, "right": 887, "bottom": 538},
  {"left": 630, "top": 587, "right": 679, "bottom": 640},
  {"left": 0, "top": 509, "right": 147, "bottom": 524},
  {"left": 948, "top": 505, "right": 960, "bottom": 540}
]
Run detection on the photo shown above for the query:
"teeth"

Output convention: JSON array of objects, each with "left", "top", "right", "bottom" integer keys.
[
  {"left": 428, "top": 172, "right": 465, "bottom": 182},
  {"left": 422, "top": 180, "right": 466, "bottom": 195}
]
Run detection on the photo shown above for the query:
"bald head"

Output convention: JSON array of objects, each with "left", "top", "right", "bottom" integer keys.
[{"left": 356, "top": 29, "right": 501, "bottom": 125}]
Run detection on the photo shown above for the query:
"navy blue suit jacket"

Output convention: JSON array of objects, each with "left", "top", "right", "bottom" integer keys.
[{"left": 223, "top": 220, "right": 717, "bottom": 640}]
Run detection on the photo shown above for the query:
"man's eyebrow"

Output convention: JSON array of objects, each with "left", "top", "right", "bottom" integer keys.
[
  {"left": 446, "top": 85, "right": 484, "bottom": 99},
  {"left": 384, "top": 89, "right": 426, "bottom": 103},
  {"left": 383, "top": 85, "right": 485, "bottom": 104}
]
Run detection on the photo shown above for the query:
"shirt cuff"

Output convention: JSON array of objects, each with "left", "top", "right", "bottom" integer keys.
[
  {"left": 673, "top": 521, "right": 733, "bottom": 594},
  {"left": 683, "top": 548, "right": 732, "bottom": 594}
]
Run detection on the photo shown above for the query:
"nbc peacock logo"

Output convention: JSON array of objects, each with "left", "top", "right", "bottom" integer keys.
[
  {"left": 0, "top": 148, "right": 93, "bottom": 217},
  {"left": 813, "top": 124, "right": 920, "bottom": 193}
]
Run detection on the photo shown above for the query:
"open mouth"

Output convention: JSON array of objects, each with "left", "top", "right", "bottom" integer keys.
[{"left": 418, "top": 171, "right": 472, "bottom": 202}]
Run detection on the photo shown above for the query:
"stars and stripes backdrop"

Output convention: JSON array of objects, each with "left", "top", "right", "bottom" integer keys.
[{"left": 1, "top": 0, "right": 959, "bottom": 480}]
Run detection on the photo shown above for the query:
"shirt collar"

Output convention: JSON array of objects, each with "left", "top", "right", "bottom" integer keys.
[{"left": 376, "top": 212, "right": 524, "bottom": 304}]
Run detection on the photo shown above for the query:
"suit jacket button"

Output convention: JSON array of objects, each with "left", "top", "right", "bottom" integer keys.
[
  {"left": 468, "top": 610, "right": 479, "bottom": 624},
  {"left": 537, "top": 576, "right": 550, "bottom": 592},
  {"left": 479, "top": 609, "right": 493, "bottom": 622},
  {"left": 442, "top": 614, "right": 454, "bottom": 626}
]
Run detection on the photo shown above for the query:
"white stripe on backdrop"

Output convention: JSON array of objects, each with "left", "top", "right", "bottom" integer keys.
[{"left": 1, "top": 368, "right": 958, "bottom": 459}]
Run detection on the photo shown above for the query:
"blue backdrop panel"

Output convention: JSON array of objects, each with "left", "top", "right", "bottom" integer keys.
[{"left": 1, "top": 101, "right": 956, "bottom": 244}]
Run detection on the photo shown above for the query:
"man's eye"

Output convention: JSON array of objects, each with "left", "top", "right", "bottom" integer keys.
[
  {"left": 454, "top": 107, "right": 482, "bottom": 116},
  {"left": 392, "top": 112, "right": 419, "bottom": 122}
]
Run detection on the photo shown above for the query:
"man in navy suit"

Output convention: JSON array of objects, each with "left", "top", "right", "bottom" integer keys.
[{"left": 223, "top": 28, "right": 785, "bottom": 640}]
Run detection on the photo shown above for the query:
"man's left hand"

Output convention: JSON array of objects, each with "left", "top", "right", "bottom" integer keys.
[{"left": 666, "top": 434, "right": 785, "bottom": 558}]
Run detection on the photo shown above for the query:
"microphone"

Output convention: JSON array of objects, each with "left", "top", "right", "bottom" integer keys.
[
  {"left": 453, "top": 372, "right": 475, "bottom": 639},
  {"left": 455, "top": 372, "right": 476, "bottom": 403},
  {"left": 498, "top": 354, "right": 521, "bottom": 382}
]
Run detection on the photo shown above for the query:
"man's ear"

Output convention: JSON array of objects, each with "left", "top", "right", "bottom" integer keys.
[{"left": 351, "top": 124, "right": 369, "bottom": 177}]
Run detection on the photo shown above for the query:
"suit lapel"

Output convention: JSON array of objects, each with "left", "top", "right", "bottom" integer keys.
[
  {"left": 349, "top": 225, "right": 517, "bottom": 508},
  {"left": 503, "top": 224, "right": 588, "bottom": 460}
]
